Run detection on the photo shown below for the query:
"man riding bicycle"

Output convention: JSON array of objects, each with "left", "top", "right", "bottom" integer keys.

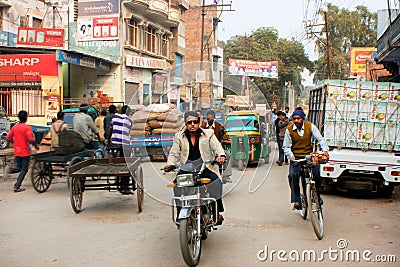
[
  {"left": 164, "top": 111, "right": 226, "bottom": 225},
  {"left": 282, "top": 109, "right": 329, "bottom": 210}
]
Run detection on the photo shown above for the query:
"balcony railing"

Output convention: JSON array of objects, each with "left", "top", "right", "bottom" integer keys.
[{"left": 149, "top": 0, "right": 169, "bottom": 18}]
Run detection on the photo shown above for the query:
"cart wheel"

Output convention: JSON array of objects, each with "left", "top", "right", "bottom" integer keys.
[
  {"left": 237, "top": 159, "right": 245, "bottom": 171},
  {"left": 135, "top": 166, "right": 144, "bottom": 212},
  {"left": 31, "top": 161, "right": 52, "bottom": 193},
  {"left": 69, "top": 177, "right": 83, "bottom": 213},
  {"left": 67, "top": 157, "right": 83, "bottom": 190}
]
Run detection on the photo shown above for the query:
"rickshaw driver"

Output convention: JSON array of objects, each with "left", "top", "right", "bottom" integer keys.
[
  {"left": 201, "top": 110, "right": 232, "bottom": 183},
  {"left": 282, "top": 109, "right": 329, "bottom": 210},
  {"left": 164, "top": 111, "right": 226, "bottom": 225}
]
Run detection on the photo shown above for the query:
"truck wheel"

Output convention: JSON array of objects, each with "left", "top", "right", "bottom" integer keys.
[{"left": 379, "top": 185, "right": 394, "bottom": 198}]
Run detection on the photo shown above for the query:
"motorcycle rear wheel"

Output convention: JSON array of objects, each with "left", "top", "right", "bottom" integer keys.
[{"left": 180, "top": 214, "right": 201, "bottom": 266}]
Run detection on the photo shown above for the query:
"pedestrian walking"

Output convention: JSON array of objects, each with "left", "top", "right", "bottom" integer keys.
[{"left": 6, "top": 110, "right": 39, "bottom": 192}]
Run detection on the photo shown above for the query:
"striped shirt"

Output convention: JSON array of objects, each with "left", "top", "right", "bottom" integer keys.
[{"left": 110, "top": 114, "right": 132, "bottom": 145}]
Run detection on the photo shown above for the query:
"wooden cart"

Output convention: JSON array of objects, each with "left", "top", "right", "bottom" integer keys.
[
  {"left": 67, "top": 157, "right": 144, "bottom": 213},
  {"left": 30, "top": 150, "right": 103, "bottom": 193}
]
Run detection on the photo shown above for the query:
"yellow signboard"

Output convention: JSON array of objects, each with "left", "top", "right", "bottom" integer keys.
[{"left": 350, "top": 47, "right": 376, "bottom": 76}]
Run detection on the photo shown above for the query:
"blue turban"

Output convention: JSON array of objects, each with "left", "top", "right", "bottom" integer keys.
[{"left": 292, "top": 109, "right": 306, "bottom": 119}]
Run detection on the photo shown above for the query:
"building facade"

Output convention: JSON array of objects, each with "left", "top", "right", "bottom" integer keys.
[{"left": 0, "top": 0, "right": 223, "bottom": 125}]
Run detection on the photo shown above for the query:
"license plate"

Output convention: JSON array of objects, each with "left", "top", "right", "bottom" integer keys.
[{"left": 180, "top": 195, "right": 200, "bottom": 201}]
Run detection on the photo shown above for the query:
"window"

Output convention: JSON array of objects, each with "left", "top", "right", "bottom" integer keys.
[
  {"left": 20, "top": 16, "right": 29, "bottom": 27},
  {"left": 175, "top": 54, "right": 183, "bottom": 77},
  {"left": 32, "top": 17, "right": 42, "bottom": 28},
  {"left": 161, "top": 33, "right": 169, "bottom": 57},
  {"left": 0, "top": 7, "right": 3, "bottom": 30},
  {"left": 128, "top": 19, "right": 139, "bottom": 48},
  {"left": 144, "top": 26, "right": 156, "bottom": 53}
]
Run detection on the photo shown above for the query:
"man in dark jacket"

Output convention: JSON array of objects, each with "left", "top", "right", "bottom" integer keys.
[{"left": 103, "top": 104, "right": 116, "bottom": 141}]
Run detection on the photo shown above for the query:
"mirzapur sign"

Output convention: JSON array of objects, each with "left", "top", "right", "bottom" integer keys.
[
  {"left": 350, "top": 47, "right": 377, "bottom": 76},
  {"left": 17, "top": 27, "right": 64, "bottom": 48}
]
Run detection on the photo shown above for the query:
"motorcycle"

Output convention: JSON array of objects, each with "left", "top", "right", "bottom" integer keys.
[{"left": 168, "top": 160, "right": 221, "bottom": 267}]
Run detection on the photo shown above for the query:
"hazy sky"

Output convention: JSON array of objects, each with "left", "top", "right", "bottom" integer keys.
[{"left": 216, "top": 0, "right": 392, "bottom": 85}]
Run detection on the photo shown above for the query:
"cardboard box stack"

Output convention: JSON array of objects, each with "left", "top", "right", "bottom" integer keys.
[{"left": 321, "top": 80, "right": 400, "bottom": 151}]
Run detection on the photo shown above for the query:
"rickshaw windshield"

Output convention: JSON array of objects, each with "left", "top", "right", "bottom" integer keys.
[{"left": 225, "top": 115, "right": 259, "bottom": 132}]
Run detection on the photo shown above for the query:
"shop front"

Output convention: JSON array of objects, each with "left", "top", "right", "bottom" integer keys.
[
  {"left": 57, "top": 50, "right": 120, "bottom": 109},
  {"left": 0, "top": 53, "right": 60, "bottom": 125},
  {"left": 124, "top": 54, "right": 168, "bottom": 105}
]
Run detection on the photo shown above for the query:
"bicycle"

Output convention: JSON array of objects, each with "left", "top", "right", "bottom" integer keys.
[{"left": 293, "top": 152, "right": 329, "bottom": 240}]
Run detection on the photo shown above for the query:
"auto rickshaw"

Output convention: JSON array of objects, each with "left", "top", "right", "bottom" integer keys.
[{"left": 223, "top": 110, "right": 270, "bottom": 170}]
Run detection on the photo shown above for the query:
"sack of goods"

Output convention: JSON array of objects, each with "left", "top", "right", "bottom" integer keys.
[{"left": 130, "top": 104, "right": 184, "bottom": 135}]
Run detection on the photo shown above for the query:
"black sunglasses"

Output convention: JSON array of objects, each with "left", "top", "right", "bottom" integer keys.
[{"left": 186, "top": 119, "right": 200, "bottom": 125}]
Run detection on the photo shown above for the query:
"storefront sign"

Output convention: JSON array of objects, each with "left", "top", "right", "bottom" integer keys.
[
  {"left": 0, "top": 54, "right": 58, "bottom": 78},
  {"left": 153, "top": 74, "right": 167, "bottom": 94},
  {"left": 80, "top": 57, "right": 96, "bottom": 68},
  {"left": 78, "top": 0, "right": 119, "bottom": 17},
  {"left": 126, "top": 55, "right": 167, "bottom": 70},
  {"left": 56, "top": 50, "right": 111, "bottom": 71},
  {"left": 69, "top": 22, "right": 120, "bottom": 63},
  {"left": 17, "top": 27, "right": 64, "bottom": 48},
  {"left": 77, "top": 17, "right": 119, "bottom": 41},
  {"left": 0, "top": 80, "right": 41, "bottom": 87},
  {"left": 350, "top": 47, "right": 377, "bottom": 76}
]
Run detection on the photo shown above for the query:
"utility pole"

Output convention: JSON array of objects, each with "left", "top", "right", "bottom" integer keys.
[
  {"left": 324, "top": 11, "right": 332, "bottom": 79},
  {"left": 305, "top": 10, "right": 332, "bottom": 79},
  {"left": 199, "top": 0, "right": 206, "bottom": 110},
  {"left": 198, "top": 0, "right": 234, "bottom": 110}
]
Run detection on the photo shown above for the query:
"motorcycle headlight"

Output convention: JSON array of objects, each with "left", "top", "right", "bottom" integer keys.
[{"left": 176, "top": 174, "right": 195, "bottom": 187}]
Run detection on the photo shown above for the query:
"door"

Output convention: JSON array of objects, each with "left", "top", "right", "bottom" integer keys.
[{"left": 125, "top": 82, "right": 139, "bottom": 105}]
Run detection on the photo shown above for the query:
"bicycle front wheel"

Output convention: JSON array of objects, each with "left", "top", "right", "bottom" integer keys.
[
  {"left": 307, "top": 182, "right": 323, "bottom": 239},
  {"left": 299, "top": 176, "right": 307, "bottom": 220}
]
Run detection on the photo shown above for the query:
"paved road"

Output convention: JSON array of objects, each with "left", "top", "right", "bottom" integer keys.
[{"left": 0, "top": 146, "right": 399, "bottom": 266}]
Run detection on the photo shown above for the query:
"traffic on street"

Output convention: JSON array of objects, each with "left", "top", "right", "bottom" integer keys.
[
  {"left": 1, "top": 0, "right": 400, "bottom": 266},
  {"left": 0, "top": 144, "right": 399, "bottom": 266}
]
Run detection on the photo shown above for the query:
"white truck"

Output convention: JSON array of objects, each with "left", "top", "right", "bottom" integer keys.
[{"left": 309, "top": 80, "right": 400, "bottom": 196}]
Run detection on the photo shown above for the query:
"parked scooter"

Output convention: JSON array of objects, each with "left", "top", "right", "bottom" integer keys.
[{"left": 167, "top": 160, "right": 221, "bottom": 267}]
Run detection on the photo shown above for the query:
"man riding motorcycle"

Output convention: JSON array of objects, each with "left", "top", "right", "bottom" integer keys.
[{"left": 164, "top": 111, "right": 226, "bottom": 225}]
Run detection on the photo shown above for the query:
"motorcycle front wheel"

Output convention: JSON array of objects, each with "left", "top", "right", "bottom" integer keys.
[{"left": 180, "top": 212, "right": 201, "bottom": 266}]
